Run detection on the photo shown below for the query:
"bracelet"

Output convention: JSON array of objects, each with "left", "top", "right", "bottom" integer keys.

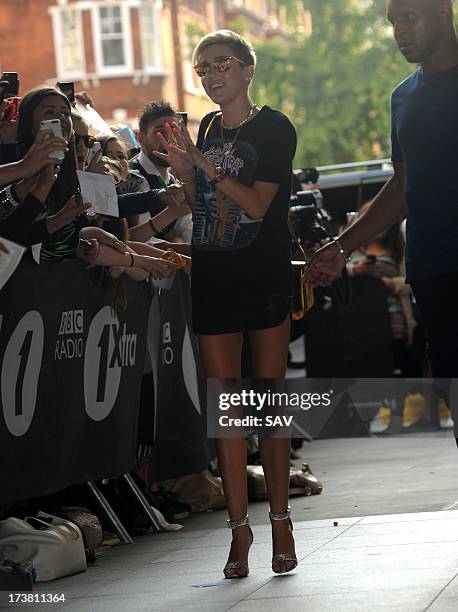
[
  {"left": 334, "top": 238, "right": 352, "bottom": 262},
  {"left": 161, "top": 248, "right": 186, "bottom": 269},
  {"left": 9, "top": 183, "right": 20, "bottom": 204},
  {"left": 175, "top": 169, "right": 195, "bottom": 185},
  {"left": 149, "top": 218, "right": 159, "bottom": 235},
  {"left": 0, "top": 185, "right": 19, "bottom": 213},
  {"left": 129, "top": 252, "right": 134, "bottom": 267}
]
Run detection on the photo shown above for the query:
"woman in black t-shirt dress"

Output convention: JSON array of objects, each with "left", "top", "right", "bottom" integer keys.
[{"left": 153, "top": 30, "right": 297, "bottom": 579}]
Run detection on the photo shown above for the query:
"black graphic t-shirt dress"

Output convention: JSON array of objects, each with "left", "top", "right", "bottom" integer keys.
[{"left": 191, "top": 106, "right": 297, "bottom": 335}]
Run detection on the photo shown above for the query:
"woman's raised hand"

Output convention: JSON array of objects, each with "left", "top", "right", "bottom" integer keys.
[
  {"left": 20, "top": 129, "right": 68, "bottom": 178},
  {"left": 153, "top": 120, "right": 204, "bottom": 176}
]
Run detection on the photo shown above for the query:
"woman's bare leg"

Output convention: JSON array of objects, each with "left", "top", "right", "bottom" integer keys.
[
  {"left": 198, "top": 332, "right": 251, "bottom": 577},
  {"left": 249, "top": 315, "right": 296, "bottom": 573}
]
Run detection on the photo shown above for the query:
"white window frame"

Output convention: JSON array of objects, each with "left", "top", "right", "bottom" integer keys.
[
  {"left": 92, "top": 2, "right": 134, "bottom": 76},
  {"left": 49, "top": 4, "right": 86, "bottom": 80},
  {"left": 138, "top": 0, "right": 163, "bottom": 74}
]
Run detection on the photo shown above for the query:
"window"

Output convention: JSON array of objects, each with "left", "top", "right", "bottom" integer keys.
[
  {"left": 139, "top": 1, "right": 161, "bottom": 72},
  {"left": 50, "top": 6, "right": 85, "bottom": 79},
  {"left": 183, "top": 19, "right": 207, "bottom": 93},
  {"left": 93, "top": 3, "right": 133, "bottom": 75}
]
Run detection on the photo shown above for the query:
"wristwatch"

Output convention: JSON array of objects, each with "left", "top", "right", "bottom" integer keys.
[{"left": 210, "top": 166, "right": 226, "bottom": 185}]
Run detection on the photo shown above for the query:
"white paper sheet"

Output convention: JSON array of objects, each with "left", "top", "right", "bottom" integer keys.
[
  {"left": 0, "top": 238, "right": 26, "bottom": 290},
  {"left": 77, "top": 170, "right": 119, "bottom": 217}
]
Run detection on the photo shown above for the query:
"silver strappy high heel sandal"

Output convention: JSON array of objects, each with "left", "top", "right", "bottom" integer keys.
[
  {"left": 224, "top": 515, "right": 254, "bottom": 579},
  {"left": 269, "top": 506, "right": 298, "bottom": 574}
]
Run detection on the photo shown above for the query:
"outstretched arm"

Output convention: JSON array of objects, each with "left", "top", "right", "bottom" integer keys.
[{"left": 304, "top": 162, "right": 406, "bottom": 287}]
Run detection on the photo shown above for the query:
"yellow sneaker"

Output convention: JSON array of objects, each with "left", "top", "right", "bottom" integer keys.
[
  {"left": 369, "top": 405, "right": 391, "bottom": 434},
  {"left": 403, "top": 393, "right": 426, "bottom": 428},
  {"left": 438, "top": 398, "right": 454, "bottom": 429}
]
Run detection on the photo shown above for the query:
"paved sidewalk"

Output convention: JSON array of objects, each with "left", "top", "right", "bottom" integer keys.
[
  {"left": 26, "top": 433, "right": 457, "bottom": 612},
  {"left": 31, "top": 509, "right": 458, "bottom": 612}
]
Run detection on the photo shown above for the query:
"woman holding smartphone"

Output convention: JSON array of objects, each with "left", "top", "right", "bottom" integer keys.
[{"left": 154, "top": 30, "right": 297, "bottom": 578}]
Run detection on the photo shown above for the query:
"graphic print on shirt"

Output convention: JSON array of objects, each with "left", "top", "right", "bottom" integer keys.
[{"left": 193, "top": 137, "right": 262, "bottom": 251}]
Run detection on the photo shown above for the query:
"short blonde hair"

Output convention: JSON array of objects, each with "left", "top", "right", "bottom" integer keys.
[{"left": 192, "top": 30, "right": 257, "bottom": 67}]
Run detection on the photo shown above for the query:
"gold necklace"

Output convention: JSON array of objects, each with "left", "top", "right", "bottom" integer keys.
[
  {"left": 221, "top": 104, "right": 257, "bottom": 130},
  {"left": 220, "top": 105, "right": 257, "bottom": 157}
]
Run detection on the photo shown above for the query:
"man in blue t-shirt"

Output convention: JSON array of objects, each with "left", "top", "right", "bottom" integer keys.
[{"left": 305, "top": 0, "right": 458, "bottom": 443}]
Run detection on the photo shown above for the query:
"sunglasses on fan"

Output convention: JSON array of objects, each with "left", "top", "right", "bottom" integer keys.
[{"left": 193, "top": 56, "right": 246, "bottom": 77}]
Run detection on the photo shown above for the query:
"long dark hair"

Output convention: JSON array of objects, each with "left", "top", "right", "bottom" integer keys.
[{"left": 16, "top": 86, "right": 80, "bottom": 214}]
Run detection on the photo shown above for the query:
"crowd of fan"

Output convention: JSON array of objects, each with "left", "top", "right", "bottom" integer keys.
[{"left": 0, "top": 80, "right": 193, "bottom": 311}]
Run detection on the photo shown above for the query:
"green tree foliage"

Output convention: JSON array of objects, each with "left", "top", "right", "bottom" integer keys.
[{"left": 250, "top": 0, "right": 414, "bottom": 166}]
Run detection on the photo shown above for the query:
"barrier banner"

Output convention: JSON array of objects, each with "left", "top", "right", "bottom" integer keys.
[
  {"left": 142, "top": 272, "right": 208, "bottom": 481},
  {"left": 0, "top": 256, "right": 148, "bottom": 505}
]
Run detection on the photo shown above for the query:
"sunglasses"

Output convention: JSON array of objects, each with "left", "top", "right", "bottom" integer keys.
[
  {"left": 193, "top": 56, "right": 246, "bottom": 78},
  {"left": 74, "top": 133, "right": 96, "bottom": 148}
]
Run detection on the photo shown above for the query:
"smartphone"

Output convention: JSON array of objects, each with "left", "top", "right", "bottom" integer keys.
[
  {"left": 177, "top": 111, "right": 188, "bottom": 126},
  {"left": 86, "top": 141, "right": 102, "bottom": 166},
  {"left": 57, "top": 81, "right": 75, "bottom": 105},
  {"left": 2, "top": 72, "right": 19, "bottom": 98},
  {"left": 40, "top": 119, "right": 65, "bottom": 161}
]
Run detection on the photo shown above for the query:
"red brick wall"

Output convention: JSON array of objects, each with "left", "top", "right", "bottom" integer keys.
[
  {"left": 0, "top": 0, "right": 56, "bottom": 91},
  {"left": 0, "top": 0, "right": 286, "bottom": 126}
]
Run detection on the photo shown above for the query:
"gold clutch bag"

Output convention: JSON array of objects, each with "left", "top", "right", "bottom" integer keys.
[{"left": 291, "top": 260, "right": 314, "bottom": 320}]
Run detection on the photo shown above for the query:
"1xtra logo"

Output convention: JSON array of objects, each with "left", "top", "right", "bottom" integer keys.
[
  {"left": 55, "top": 310, "right": 84, "bottom": 360},
  {"left": 84, "top": 306, "right": 138, "bottom": 421}
]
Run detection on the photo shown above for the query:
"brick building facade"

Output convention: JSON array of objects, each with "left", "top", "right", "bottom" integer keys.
[{"left": 0, "top": 0, "right": 309, "bottom": 130}]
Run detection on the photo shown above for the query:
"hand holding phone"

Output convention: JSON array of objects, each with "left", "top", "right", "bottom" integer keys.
[
  {"left": 86, "top": 141, "right": 102, "bottom": 167},
  {"left": 40, "top": 119, "right": 65, "bottom": 161}
]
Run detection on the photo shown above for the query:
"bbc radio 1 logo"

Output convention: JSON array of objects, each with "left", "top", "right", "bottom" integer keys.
[
  {"left": 55, "top": 310, "right": 84, "bottom": 360},
  {"left": 162, "top": 321, "right": 173, "bottom": 365}
]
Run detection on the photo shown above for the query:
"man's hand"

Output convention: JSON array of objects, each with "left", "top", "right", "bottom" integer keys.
[
  {"left": 304, "top": 241, "right": 346, "bottom": 287},
  {"left": 158, "top": 184, "right": 187, "bottom": 207}
]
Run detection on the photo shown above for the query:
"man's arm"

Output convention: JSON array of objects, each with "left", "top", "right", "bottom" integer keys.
[
  {"left": 339, "top": 162, "right": 406, "bottom": 255},
  {"left": 304, "top": 162, "right": 406, "bottom": 287}
]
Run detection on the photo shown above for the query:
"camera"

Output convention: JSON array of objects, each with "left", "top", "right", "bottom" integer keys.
[{"left": 289, "top": 189, "right": 330, "bottom": 246}]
